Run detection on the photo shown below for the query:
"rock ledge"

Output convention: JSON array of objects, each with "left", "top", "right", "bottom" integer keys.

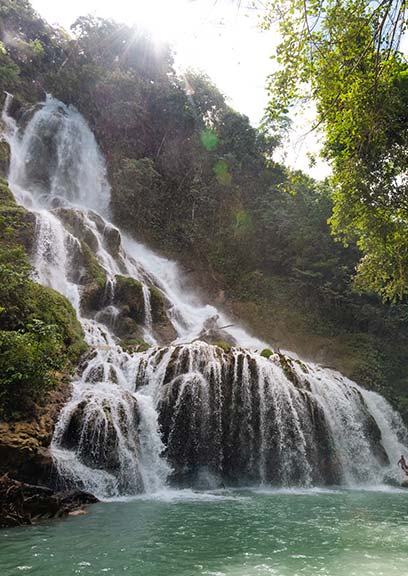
[{"left": 0, "top": 474, "right": 98, "bottom": 528}]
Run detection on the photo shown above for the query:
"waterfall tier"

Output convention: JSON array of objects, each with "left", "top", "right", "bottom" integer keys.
[{"left": 2, "top": 95, "right": 407, "bottom": 498}]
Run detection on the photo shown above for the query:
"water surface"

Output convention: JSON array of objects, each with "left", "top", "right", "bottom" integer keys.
[{"left": 2, "top": 487, "right": 408, "bottom": 575}]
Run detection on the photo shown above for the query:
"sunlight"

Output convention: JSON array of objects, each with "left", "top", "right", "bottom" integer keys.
[
  {"left": 114, "top": 0, "right": 279, "bottom": 127},
  {"left": 31, "top": 0, "right": 201, "bottom": 45},
  {"left": 31, "top": 0, "right": 277, "bottom": 125},
  {"left": 119, "top": 0, "right": 198, "bottom": 45}
]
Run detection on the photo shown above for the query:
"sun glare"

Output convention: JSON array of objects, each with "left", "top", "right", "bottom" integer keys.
[
  {"left": 127, "top": 0, "right": 200, "bottom": 45},
  {"left": 30, "top": 0, "right": 321, "bottom": 175},
  {"left": 31, "top": 0, "right": 277, "bottom": 125}
]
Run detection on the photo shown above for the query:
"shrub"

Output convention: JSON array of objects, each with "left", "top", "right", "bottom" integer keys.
[
  {"left": 0, "top": 322, "right": 63, "bottom": 419},
  {"left": 0, "top": 226, "right": 86, "bottom": 420}
]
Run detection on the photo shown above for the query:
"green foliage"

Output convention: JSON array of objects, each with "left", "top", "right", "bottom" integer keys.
[
  {"left": 263, "top": 0, "right": 408, "bottom": 301},
  {"left": 201, "top": 130, "right": 218, "bottom": 151},
  {"left": 0, "top": 245, "right": 86, "bottom": 420},
  {"left": 213, "top": 160, "right": 232, "bottom": 186},
  {"left": 29, "top": 38, "right": 44, "bottom": 56},
  {"left": 260, "top": 348, "right": 273, "bottom": 359},
  {"left": 0, "top": 178, "right": 13, "bottom": 204},
  {"left": 0, "top": 52, "right": 20, "bottom": 91},
  {"left": 0, "top": 0, "right": 67, "bottom": 102},
  {"left": 233, "top": 209, "right": 252, "bottom": 237},
  {"left": 213, "top": 341, "right": 232, "bottom": 353},
  {"left": 0, "top": 247, "right": 86, "bottom": 419},
  {"left": 0, "top": 184, "right": 86, "bottom": 421},
  {"left": 0, "top": 246, "right": 32, "bottom": 330},
  {"left": 0, "top": 178, "right": 36, "bottom": 250},
  {"left": 80, "top": 241, "right": 106, "bottom": 289},
  {"left": 0, "top": 323, "right": 63, "bottom": 420}
]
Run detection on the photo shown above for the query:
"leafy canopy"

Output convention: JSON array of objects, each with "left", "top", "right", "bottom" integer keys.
[{"left": 263, "top": 0, "right": 408, "bottom": 301}]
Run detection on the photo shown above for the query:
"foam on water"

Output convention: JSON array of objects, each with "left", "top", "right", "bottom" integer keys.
[{"left": 3, "top": 489, "right": 408, "bottom": 576}]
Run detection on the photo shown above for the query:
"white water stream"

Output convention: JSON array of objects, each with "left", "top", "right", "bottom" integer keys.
[{"left": 2, "top": 95, "right": 407, "bottom": 498}]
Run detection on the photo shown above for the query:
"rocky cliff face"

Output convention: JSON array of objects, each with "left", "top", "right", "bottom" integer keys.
[
  {"left": 0, "top": 379, "right": 72, "bottom": 486},
  {"left": 0, "top": 92, "right": 407, "bottom": 504}
]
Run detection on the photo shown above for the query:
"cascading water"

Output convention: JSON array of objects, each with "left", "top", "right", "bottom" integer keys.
[{"left": 2, "top": 94, "right": 407, "bottom": 498}]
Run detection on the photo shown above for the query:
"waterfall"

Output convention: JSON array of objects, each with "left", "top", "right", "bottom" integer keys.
[{"left": 2, "top": 94, "right": 407, "bottom": 498}]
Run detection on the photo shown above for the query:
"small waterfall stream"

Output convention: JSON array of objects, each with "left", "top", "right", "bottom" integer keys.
[{"left": 2, "top": 95, "right": 407, "bottom": 498}]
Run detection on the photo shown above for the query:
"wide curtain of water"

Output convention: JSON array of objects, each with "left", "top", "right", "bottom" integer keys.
[{"left": 1, "top": 95, "right": 408, "bottom": 497}]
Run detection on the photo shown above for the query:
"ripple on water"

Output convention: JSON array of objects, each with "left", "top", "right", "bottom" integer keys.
[{"left": 2, "top": 490, "right": 408, "bottom": 576}]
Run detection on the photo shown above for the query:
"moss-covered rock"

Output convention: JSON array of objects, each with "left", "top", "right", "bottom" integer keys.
[
  {"left": 149, "top": 285, "right": 178, "bottom": 343},
  {"left": 0, "top": 281, "right": 87, "bottom": 421},
  {"left": 214, "top": 340, "right": 232, "bottom": 353},
  {"left": 31, "top": 283, "right": 87, "bottom": 363},
  {"left": 278, "top": 354, "right": 303, "bottom": 388},
  {"left": 121, "top": 338, "right": 151, "bottom": 353},
  {"left": 78, "top": 242, "right": 107, "bottom": 313},
  {"left": 117, "top": 316, "right": 144, "bottom": 340},
  {"left": 0, "top": 177, "right": 14, "bottom": 205},
  {"left": 114, "top": 275, "right": 145, "bottom": 322},
  {"left": 0, "top": 140, "right": 10, "bottom": 179},
  {"left": 80, "top": 241, "right": 106, "bottom": 287},
  {"left": 260, "top": 348, "right": 273, "bottom": 359},
  {"left": 55, "top": 207, "right": 99, "bottom": 253},
  {"left": 0, "top": 205, "right": 36, "bottom": 253},
  {"left": 102, "top": 223, "right": 121, "bottom": 257},
  {"left": 295, "top": 359, "right": 309, "bottom": 373},
  {"left": 150, "top": 286, "right": 167, "bottom": 323},
  {"left": 0, "top": 179, "right": 36, "bottom": 253},
  {"left": 103, "top": 275, "right": 147, "bottom": 340},
  {"left": 80, "top": 282, "right": 106, "bottom": 315}
]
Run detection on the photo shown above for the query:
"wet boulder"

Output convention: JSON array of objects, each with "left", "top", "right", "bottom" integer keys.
[
  {"left": 355, "top": 390, "right": 390, "bottom": 467},
  {"left": 54, "top": 207, "right": 100, "bottom": 252},
  {"left": 197, "top": 314, "right": 237, "bottom": 347},
  {"left": 102, "top": 223, "right": 122, "bottom": 257},
  {"left": 149, "top": 286, "right": 177, "bottom": 344},
  {"left": 113, "top": 275, "right": 145, "bottom": 323},
  {"left": 78, "top": 242, "right": 108, "bottom": 313},
  {"left": 60, "top": 392, "right": 140, "bottom": 473},
  {"left": 81, "top": 281, "right": 108, "bottom": 314},
  {"left": 158, "top": 373, "right": 211, "bottom": 484},
  {"left": 278, "top": 354, "right": 304, "bottom": 389},
  {"left": 52, "top": 207, "right": 109, "bottom": 314},
  {"left": 109, "top": 275, "right": 148, "bottom": 340}
]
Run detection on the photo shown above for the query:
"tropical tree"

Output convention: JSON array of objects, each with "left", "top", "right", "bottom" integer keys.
[{"left": 262, "top": 0, "right": 408, "bottom": 300}]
